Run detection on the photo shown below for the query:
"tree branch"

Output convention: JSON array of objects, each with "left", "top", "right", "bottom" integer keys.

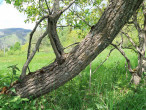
[
  {"left": 111, "top": 43, "right": 134, "bottom": 73},
  {"left": 39, "top": 0, "right": 48, "bottom": 14},
  {"left": 21, "top": 30, "right": 48, "bottom": 79},
  {"left": 61, "top": 0, "right": 75, "bottom": 13},
  {"left": 133, "top": 12, "right": 142, "bottom": 32},
  {"left": 121, "top": 46, "right": 138, "bottom": 53},
  {"left": 63, "top": 42, "right": 80, "bottom": 50},
  {"left": 45, "top": 0, "right": 51, "bottom": 14},
  {"left": 74, "top": 11, "right": 92, "bottom": 27},
  {"left": 121, "top": 31, "right": 142, "bottom": 54},
  {"left": 27, "top": 14, "right": 50, "bottom": 60},
  {"left": 93, "top": 48, "right": 115, "bottom": 74}
]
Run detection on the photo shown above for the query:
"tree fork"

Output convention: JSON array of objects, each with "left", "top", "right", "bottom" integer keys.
[{"left": 10, "top": 0, "right": 143, "bottom": 98}]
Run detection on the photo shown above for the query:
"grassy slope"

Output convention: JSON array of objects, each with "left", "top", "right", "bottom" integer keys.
[{"left": 0, "top": 48, "right": 145, "bottom": 110}]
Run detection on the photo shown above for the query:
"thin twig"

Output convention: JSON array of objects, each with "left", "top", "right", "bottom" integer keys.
[
  {"left": 63, "top": 42, "right": 80, "bottom": 50},
  {"left": 121, "top": 46, "right": 137, "bottom": 53},
  {"left": 92, "top": 48, "right": 115, "bottom": 74},
  {"left": 133, "top": 12, "right": 142, "bottom": 32},
  {"left": 121, "top": 31, "right": 142, "bottom": 54},
  {"left": 27, "top": 14, "right": 50, "bottom": 59},
  {"left": 45, "top": 0, "right": 51, "bottom": 14},
  {"left": 61, "top": 0, "right": 75, "bottom": 13},
  {"left": 75, "top": 13, "right": 92, "bottom": 27},
  {"left": 21, "top": 30, "right": 48, "bottom": 79},
  {"left": 111, "top": 43, "right": 133, "bottom": 73}
]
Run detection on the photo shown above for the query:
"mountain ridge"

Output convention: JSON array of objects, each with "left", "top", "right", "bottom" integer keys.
[{"left": 0, "top": 28, "right": 31, "bottom": 49}]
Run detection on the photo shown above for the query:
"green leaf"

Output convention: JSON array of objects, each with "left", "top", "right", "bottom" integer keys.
[
  {"left": 10, "top": 87, "right": 16, "bottom": 93},
  {"left": 6, "top": 0, "right": 11, "bottom": 4}
]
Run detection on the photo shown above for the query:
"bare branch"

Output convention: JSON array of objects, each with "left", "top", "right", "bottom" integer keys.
[
  {"left": 27, "top": 14, "right": 50, "bottom": 60},
  {"left": 92, "top": 48, "right": 115, "bottom": 74},
  {"left": 68, "top": 7, "right": 92, "bottom": 27},
  {"left": 75, "top": 12, "right": 92, "bottom": 27},
  {"left": 57, "top": 25, "right": 70, "bottom": 27},
  {"left": 45, "top": 0, "right": 51, "bottom": 14},
  {"left": 21, "top": 30, "right": 48, "bottom": 79},
  {"left": 121, "top": 31, "right": 142, "bottom": 54},
  {"left": 121, "top": 46, "right": 138, "bottom": 53},
  {"left": 96, "top": 5, "right": 103, "bottom": 14},
  {"left": 133, "top": 12, "right": 142, "bottom": 32},
  {"left": 63, "top": 42, "right": 80, "bottom": 50},
  {"left": 121, "top": 31, "right": 137, "bottom": 47},
  {"left": 39, "top": 0, "right": 48, "bottom": 13},
  {"left": 111, "top": 43, "right": 134, "bottom": 73},
  {"left": 61, "top": 0, "right": 75, "bottom": 13}
]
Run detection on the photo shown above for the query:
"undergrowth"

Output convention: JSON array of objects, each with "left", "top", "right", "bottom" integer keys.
[{"left": 0, "top": 49, "right": 145, "bottom": 110}]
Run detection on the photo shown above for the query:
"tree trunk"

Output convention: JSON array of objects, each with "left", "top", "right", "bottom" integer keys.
[
  {"left": 47, "top": 18, "right": 64, "bottom": 60},
  {"left": 133, "top": 4, "right": 146, "bottom": 84},
  {"left": 11, "top": 0, "right": 143, "bottom": 98}
]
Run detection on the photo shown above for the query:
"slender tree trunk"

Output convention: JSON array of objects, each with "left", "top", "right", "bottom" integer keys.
[
  {"left": 137, "top": 31, "right": 145, "bottom": 76},
  {"left": 10, "top": 0, "right": 143, "bottom": 98},
  {"left": 47, "top": 18, "right": 64, "bottom": 60},
  {"left": 133, "top": 4, "right": 146, "bottom": 84}
]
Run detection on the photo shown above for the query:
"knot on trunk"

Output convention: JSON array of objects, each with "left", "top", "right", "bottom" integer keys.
[{"left": 56, "top": 53, "right": 68, "bottom": 65}]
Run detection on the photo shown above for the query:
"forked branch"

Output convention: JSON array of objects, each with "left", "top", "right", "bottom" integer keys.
[{"left": 121, "top": 31, "right": 142, "bottom": 54}]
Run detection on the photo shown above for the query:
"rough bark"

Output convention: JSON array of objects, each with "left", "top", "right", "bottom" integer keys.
[
  {"left": 47, "top": 17, "right": 64, "bottom": 60},
  {"left": 20, "top": 0, "right": 75, "bottom": 79},
  {"left": 11, "top": 0, "right": 143, "bottom": 98}
]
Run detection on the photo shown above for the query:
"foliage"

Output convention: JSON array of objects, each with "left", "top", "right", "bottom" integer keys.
[
  {"left": 0, "top": 95, "right": 29, "bottom": 110},
  {"left": 10, "top": 42, "right": 21, "bottom": 51},
  {"left": 5, "top": 0, "right": 106, "bottom": 29},
  {"left": 0, "top": 50, "right": 4, "bottom": 57},
  {"left": 7, "top": 64, "right": 20, "bottom": 85}
]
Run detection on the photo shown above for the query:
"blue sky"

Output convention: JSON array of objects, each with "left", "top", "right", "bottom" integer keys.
[
  {"left": 0, "top": 0, "right": 3, "bottom": 5},
  {"left": 0, "top": 0, "right": 34, "bottom": 29}
]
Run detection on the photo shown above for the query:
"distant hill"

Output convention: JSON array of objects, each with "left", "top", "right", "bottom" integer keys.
[{"left": 0, "top": 28, "right": 31, "bottom": 49}]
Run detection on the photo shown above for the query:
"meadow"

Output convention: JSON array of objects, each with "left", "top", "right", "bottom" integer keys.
[{"left": 0, "top": 48, "right": 145, "bottom": 110}]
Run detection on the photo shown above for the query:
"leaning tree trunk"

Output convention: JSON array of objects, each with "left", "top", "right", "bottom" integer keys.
[{"left": 11, "top": 0, "right": 143, "bottom": 98}]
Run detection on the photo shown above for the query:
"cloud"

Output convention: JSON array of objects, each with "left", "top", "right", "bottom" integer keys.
[{"left": 0, "top": 1, "right": 34, "bottom": 29}]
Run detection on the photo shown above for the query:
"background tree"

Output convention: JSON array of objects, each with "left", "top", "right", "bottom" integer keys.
[{"left": 111, "top": 2, "right": 146, "bottom": 85}]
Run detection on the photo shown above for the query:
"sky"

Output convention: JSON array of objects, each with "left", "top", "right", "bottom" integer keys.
[{"left": 0, "top": 0, "right": 34, "bottom": 30}]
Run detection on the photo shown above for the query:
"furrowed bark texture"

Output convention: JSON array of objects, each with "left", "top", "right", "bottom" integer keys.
[
  {"left": 13, "top": 0, "right": 143, "bottom": 98},
  {"left": 47, "top": 18, "right": 64, "bottom": 59}
]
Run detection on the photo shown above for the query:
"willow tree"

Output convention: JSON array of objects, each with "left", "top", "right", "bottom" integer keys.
[{"left": 4, "top": 0, "right": 144, "bottom": 98}]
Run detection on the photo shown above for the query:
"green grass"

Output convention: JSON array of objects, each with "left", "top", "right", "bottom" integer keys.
[{"left": 0, "top": 49, "right": 145, "bottom": 110}]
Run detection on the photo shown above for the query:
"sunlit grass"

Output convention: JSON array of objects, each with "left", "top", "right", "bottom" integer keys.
[{"left": 0, "top": 48, "right": 145, "bottom": 110}]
